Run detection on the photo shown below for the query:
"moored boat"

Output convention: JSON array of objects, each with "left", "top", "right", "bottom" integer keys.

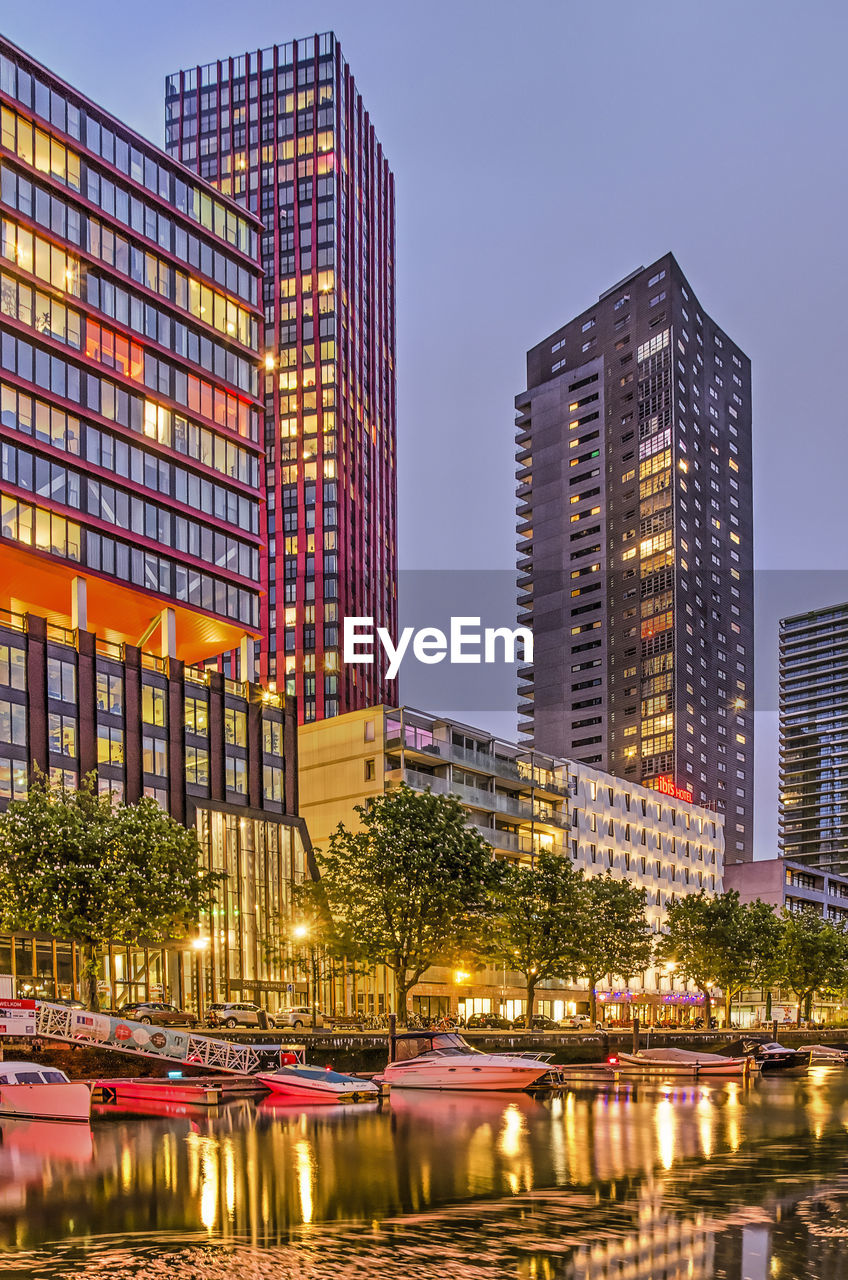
[
  {"left": 808, "top": 1044, "right": 848, "bottom": 1066},
  {"left": 382, "top": 1032, "right": 553, "bottom": 1091},
  {"left": 0, "top": 1062, "right": 91, "bottom": 1122},
  {"left": 256, "top": 1063, "right": 380, "bottom": 1103},
  {"left": 610, "top": 1047, "right": 752, "bottom": 1077},
  {"left": 725, "top": 1039, "right": 810, "bottom": 1074}
]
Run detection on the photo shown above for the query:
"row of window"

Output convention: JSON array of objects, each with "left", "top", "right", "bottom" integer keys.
[
  {"left": 0, "top": 212, "right": 259, "bottom": 442},
  {"left": 0, "top": 442, "right": 259, "bottom": 579},
  {"left": 0, "top": 384, "right": 261, "bottom": 501},
  {"left": 0, "top": 58, "right": 257, "bottom": 258},
  {"left": 0, "top": 160, "right": 257, "bottom": 388},
  {"left": 0, "top": 333, "right": 260, "bottom": 503}
]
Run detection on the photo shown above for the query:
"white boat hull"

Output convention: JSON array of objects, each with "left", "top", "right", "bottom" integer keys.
[
  {"left": 0, "top": 1082, "right": 91, "bottom": 1122},
  {"left": 384, "top": 1053, "right": 551, "bottom": 1091},
  {"left": 614, "top": 1052, "right": 750, "bottom": 1077},
  {"left": 256, "top": 1067, "right": 379, "bottom": 1104}
]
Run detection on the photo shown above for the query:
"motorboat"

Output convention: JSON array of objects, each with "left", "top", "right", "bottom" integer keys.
[
  {"left": 724, "top": 1038, "right": 810, "bottom": 1075},
  {"left": 382, "top": 1032, "right": 553, "bottom": 1091},
  {"left": 0, "top": 1061, "right": 91, "bottom": 1122},
  {"left": 610, "top": 1047, "right": 752, "bottom": 1077},
  {"left": 256, "top": 1062, "right": 380, "bottom": 1103},
  {"left": 808, "top": 1043, "right": 848, "bottom": 1066}
]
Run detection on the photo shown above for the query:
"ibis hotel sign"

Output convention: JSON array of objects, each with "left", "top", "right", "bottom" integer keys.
[{"left": 650, "top": 775, "right": 695, "bottom": 805}]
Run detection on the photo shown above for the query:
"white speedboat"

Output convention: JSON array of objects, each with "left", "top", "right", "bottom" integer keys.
[
  {"left": 610, "top": 1047, "right": 752, "bottom": 1077},
  {"left": 0, "top": 1062, "right": 91, "bottom": 1122},
  {"left": 256, "top": 1063, "right": 380, "bottom": 1103},
  {"left": 382, "top": 1032, "right": 553, "bottom": 1091}
]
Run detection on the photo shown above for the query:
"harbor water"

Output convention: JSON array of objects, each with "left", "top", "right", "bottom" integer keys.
[{"left": 2, "top": 1069, "right": 848, "bottom": 1276}]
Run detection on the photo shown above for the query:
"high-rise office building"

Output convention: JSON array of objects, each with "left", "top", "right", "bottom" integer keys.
[
  {"left": 0, "top": 33, "right": 264, "bottom": 668},
  {"left": 0, "top": 35, "right": 313, "bottom": 1012},
  {"left": 165, "top": 33, "right": 397, "bottom": 723},
  {"left": 779, "top": 604, "right": 848, "bottom": 873},
  {"left": 515, "top": 254, "right": 754, "bottom": 860}
]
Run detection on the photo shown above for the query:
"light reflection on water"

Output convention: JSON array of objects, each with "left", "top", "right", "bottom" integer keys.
[{"left": 0, "top": 1074, "right": 847, "bottom": 1276}]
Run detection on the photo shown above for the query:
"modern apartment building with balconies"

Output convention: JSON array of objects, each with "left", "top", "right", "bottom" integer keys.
[
  {"left": 779, "top": 603, "right": 848, "bottom": 873},
  {"left": 516, "top": 254, "right": 754, "bottom": 861}
]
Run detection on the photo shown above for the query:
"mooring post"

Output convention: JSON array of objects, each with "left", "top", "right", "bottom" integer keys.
[
  {"left": 632, "top": 1015, "right": 640, "bottom": 1054},
  {"left": 388, "top": 1012, "right": 397, "bottom": 1063},
  {"left": 772, "top": 1019, "right": 778, "bottom": 1041}
]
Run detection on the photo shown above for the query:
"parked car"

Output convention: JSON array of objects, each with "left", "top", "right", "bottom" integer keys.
[
  {"left": 205, "top": 1002, "right": 271, "bottom": 1029},
  {"left": 275, "top": 1006, "right": 327, "bottom": 1029},
  {"left": 510, "top": 1014, "right": 560, "bottom": 1032},
  {"left": 465, "top": 1013, "right": 513, "bottom": 1030},
  {"left": 562, "top": 1014, "right": 592, "bottom": 1029},
  {"left": 45, "top": 997, "right": 86, "bottom": 1010},
  {"left": 118, "top": 1001, "right": 198, "bottom": 1028}
]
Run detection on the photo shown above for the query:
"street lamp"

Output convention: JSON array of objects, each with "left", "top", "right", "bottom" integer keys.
[
  {"left": 293, "top": 922, "right": 318, "bottom": 1031},
  {"left": 664, "top": 962, "right": 677, "bottom": 1025},
  {"left": 191, "top": 935, "right": 210, "bottom": 1020}
]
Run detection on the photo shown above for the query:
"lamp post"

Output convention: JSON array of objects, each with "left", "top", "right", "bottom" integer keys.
[
  {"left": 191, "top": 935, "right": 210, "bottom": 1020},
  {"left": 294, "top": 922, "right": 318, "bottom": 1031},
  {"left": 664, "top": 962, "right": 677, "bottom": 1025}
]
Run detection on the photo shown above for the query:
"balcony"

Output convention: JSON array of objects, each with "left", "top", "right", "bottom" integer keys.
[{"left": 394, "top": 766, "right": 570, "bottom": 829}]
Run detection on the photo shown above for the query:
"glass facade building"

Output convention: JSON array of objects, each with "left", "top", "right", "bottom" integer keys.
[
  {"left": 779, "top": 604, "right": 848, "bottom": 873},
  {"left": 165, "top": 32, "right": 397, "bottom": 721},
  {"left": 0, "top": 36, "right": 315, "bottom": 1013},
  {"left": 516, "top": 255, "right": 754, "bottom": 861},
  {"left": 0, "top": 34, "right": 264, "bottom": 664}
]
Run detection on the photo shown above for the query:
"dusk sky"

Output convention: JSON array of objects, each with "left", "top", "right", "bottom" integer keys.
[{"left": 5, "top": 0, "right": 848, "bottom": 856}]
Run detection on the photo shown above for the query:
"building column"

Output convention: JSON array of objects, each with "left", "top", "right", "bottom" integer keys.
[
  {"left": 240, "top": 634, "right": 256, "bottom": 683},
  {"left": 71, "top": 576, "right": 87, "bottom": 632},
  {"left": 161, "top": 608, "right": 177, "bottom": 661}
]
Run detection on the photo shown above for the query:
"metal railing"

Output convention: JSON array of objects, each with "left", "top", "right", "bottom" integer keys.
[{"left": 34, "top": 1001, "right": 264, "bottom": 1075}]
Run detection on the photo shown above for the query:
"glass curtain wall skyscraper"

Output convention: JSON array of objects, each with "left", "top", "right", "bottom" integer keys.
[
  {"left": 0, "top": 33, "right": 264, "bottom": 665},
  {"left": 515, "top": 255, "right": 754, "bottom": 861},
  {"left": 165, "top": 33, "right": 397, "bottom": 723}
]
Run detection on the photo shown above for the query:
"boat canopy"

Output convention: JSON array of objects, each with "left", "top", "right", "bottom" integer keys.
[{"left": 392, "top": 1033, "right": 480, "bottom": 1062}]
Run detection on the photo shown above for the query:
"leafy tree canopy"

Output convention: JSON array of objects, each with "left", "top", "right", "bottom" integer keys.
[
  {"left": 776, "top": 906, "right": 848, "bottom": 1023},
  {"left": 308, "top": 783, "right": 498, "bottom": 1024},
  {"left": 0, "top": 771, "right": 216, "bottom": 1008},
  {"left": 574, "top": 874, "right": 654, "bottom": 1023},
  {"left": 656, "top": 890, "right": 782, "bottom": 1026},
  {"left": 485, "top": 851, "right": 583, "bottom": 1027}
]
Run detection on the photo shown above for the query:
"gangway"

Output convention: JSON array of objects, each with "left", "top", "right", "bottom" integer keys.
[{"left": 26, "top": 1001, "right": 272, "bottom": 1076}]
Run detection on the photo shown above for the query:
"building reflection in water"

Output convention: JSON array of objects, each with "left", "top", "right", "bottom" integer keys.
[{"left": 1, "top": 1075, "right": 848, "bottom": 1275}]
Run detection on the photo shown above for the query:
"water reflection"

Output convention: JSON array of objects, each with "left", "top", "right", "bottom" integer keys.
[{"left": 0, "top": 1075, "right": 848, "bottom": 1275}]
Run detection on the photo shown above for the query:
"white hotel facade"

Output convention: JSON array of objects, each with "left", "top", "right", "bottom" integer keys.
[{"left": 299, "top": 706, "right": 724, "bottom": 1023}]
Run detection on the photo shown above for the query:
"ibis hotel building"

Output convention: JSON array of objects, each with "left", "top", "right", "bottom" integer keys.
[
  {"left": 0, "top": 35, "right": 313, "bottom": 1013},
  {"left": 165, "top": 33, "right": 397, "bottom": 722},
  {"left": 515, "top": 255, "right": 754, "bottom": 861},
  {"left": 299, "top": 705, "right": 724, "bottom": 1023}
]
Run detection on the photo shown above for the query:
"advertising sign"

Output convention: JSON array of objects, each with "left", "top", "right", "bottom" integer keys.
[
  {"left": 70, "top": 1010, "right": 190, "bottom": 1060},
  {"left": 0, "top": 999, "right": 36, "bottom": 1036}
]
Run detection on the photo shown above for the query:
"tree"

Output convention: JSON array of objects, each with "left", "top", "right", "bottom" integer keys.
[
  {"left": 308, "top": 784, "right": 498, "bottom": 1025},
  {"left": 775, "top": 907, "right": 848, "bottom": 1025},
  {"left": 710, "top": 898, "right": 782, "bottom": 1025},
  {"left": 657, "top": 891, "right": 782, "bottom": 1028},
  {"left": 0, "top": 771, "right": 217, "bottom": 1009},
  {"left": 485, "top": 851, "right": 582, "bottom": 1029},
  {"left": 574, "top": 875, "right": 654, "bottom": 1024}
]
